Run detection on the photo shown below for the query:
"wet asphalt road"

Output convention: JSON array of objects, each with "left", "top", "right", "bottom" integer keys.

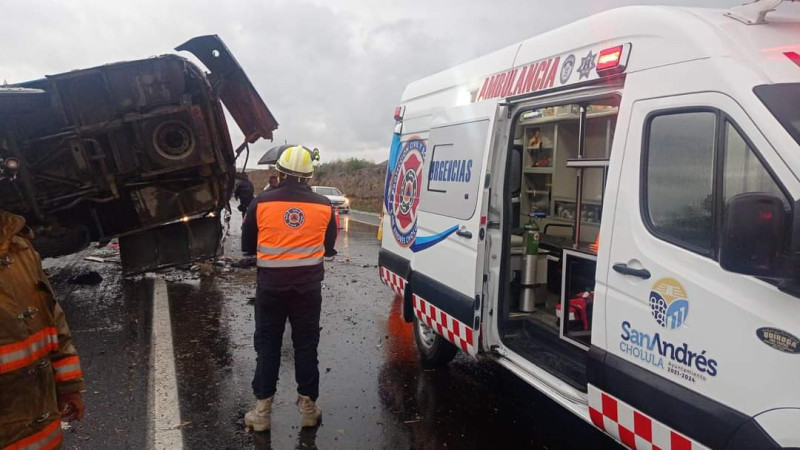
[{"left": 46, "top": 210, "right": 619, "bottom": 449}]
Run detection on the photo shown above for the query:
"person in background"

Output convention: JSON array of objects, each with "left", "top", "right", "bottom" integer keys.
[
  {"left": 263, "top": 175, "right": 279, "bottom": 192},
  {"left": 241, "top": 145, "right": 336, "bottom": 431},
  {"left": 234, "top": 172, "right": 255, "bottom": 218},
  {"left": 0, "top": 209, "right": 86, "bottom": 449}
]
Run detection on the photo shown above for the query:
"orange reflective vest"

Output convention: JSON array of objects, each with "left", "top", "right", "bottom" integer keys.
[{"left": 255, "top": 200, "right": 332, "bottom": 268}]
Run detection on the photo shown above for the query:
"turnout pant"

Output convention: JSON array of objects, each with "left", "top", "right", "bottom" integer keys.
[{"left": 252, "top": 282, "right": 322, "bottom": 401}]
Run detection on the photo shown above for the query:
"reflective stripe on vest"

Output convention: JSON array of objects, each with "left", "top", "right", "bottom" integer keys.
[
  {"left": 257, "top": 245, "right": 325, "bottom": 256},
  {"left": 52, "top": 356, "right": 82, "bottom": 382},
  {"left": 0, "top": 327, "right": 59, "bottom": 374},
  {"left": 256, "top": 200, "right": 330, "bottom": 268},
  {"left": 2, "top": 418, "right": 62, "bottom": 450},
  {"left": 256, "top": 257, "right": 324, "bottom": 268}
]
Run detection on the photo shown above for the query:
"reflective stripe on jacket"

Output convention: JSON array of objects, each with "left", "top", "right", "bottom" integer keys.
[
  {"left": 241, "top": 179, "right": 338, "bottom": 286},
  {"left": 1, "top": 418, "right": 62, "bottom": 450},
  {"left": 0, "top": 212, "right": 86, "bottom": 449},
  {"left": 0, "top": 327, "right": 59, "bottom": 374}
]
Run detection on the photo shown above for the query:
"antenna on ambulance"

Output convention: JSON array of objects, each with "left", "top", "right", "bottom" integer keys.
[{"left": 725, "top": 0, "right": 795, "bottom": 25}]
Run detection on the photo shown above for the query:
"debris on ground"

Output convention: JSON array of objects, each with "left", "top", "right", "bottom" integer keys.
[
  {"left": 192, "top": 263, "right": 214, "bottom": 277},
  {"left": 82, "top": 240, "right": 123, "bottom": 266},
  {"left": 84, "top": 256, "right": 110, "bottom": 263},
  {"left": 91, "top": 249, "right": 118, "bottom": 258},
  {"left": 69, "top": 271, "right": 103, "bottom": 285},
  {"left": 232, "top": 257, "right": 256, "bottom": 268}
]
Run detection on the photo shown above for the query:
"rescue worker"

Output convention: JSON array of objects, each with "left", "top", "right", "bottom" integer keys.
[
  {"left": 241, "top": 145, "right": 337, "bottom": 431},
  {"left": 234, "top": 172, "right": 255, "bottom": 218},
  {"left": 0, "top": 210, "right": 86, "bottom": 449}
]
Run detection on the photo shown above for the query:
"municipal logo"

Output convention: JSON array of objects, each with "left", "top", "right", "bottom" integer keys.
[
  {"left": 388, "top": 138, "right": 426, "bottom": 247},
  {"left": 284, "top": 207, "right": 305, "bottom": 228},
  {"left": 560, "top": 54, "right": 576, "bottom": 84},
  {"left": 649, "top": 278, "right": 689, "bottom": 329}
]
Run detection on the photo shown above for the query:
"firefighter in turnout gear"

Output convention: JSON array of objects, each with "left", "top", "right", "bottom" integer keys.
[
  {"left": 0, "top": 210, "right": 86, "bottom": 449},
  {"left": 241, "top": 145, "right": 336, "bottom": 431}
]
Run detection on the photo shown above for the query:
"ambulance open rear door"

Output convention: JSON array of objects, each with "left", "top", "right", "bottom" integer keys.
[{"left": 407, "top": 102, "right": 506, "bottom": 357}]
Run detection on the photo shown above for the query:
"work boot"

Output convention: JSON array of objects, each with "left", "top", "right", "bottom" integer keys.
[
  {"left": 296, "top": 395, "right": 322, "bottom": 428},
  {"left": 245, "top": 397, "right": 273, "bottom": 432}
]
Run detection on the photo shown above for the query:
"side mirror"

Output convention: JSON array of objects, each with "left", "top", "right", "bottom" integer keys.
[{"left": 719, "top": 193, "right": 788, "bottom": 277}]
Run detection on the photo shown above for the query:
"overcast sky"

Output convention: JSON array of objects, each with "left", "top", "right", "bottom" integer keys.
[{"left": 0, "top": 0, "right": 757, "bottom": 166}]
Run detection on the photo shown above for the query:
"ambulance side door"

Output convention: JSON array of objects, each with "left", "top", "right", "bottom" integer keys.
[
  {"left": 592, "top": 92, "right": 800, "bottom": 449},
  {"left": 409, "top": 102, "right": 504, "bottom": 357}
]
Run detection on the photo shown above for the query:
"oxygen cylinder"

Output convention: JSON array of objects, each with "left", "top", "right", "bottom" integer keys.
[
  {"left": 520, "top": 211, "right": 543, "bottom": 312},
  {"left": 523, "top": 213, "right": 541, "bottom": 256}
]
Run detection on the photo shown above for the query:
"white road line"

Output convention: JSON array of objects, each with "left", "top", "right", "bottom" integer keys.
[{"left": 150, "top": 275, "right": 184, "bottom": 450}]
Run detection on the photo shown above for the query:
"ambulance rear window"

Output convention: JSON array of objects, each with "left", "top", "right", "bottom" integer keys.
[{"left": 754, "top": 83, "right": 800, "bottom": 146}]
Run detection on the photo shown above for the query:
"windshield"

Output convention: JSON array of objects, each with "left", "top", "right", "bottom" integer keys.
[
  {"left": 315, "top": 187, "right": 342, "bottom": 196},
  {"left": 754, "top": 83, "right": 800, "bottom": 146}
]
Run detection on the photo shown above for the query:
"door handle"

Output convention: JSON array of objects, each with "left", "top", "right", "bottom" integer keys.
[
  {"left": 456, "top": 229, "right": 473, "bottom": 239},
  {"left": 612, "top": 263, "right": 651, "bottom": 279}
]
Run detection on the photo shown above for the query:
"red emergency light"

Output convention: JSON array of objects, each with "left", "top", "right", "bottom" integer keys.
[
  {"left": 597, "top": 46, "right": 624, "bottom": 71},
  {"left": 394, "top": 106, "right": 405, "bottom": 122},
  {"left": 595, "top": 43, "right": 630, "bottom": 76}
]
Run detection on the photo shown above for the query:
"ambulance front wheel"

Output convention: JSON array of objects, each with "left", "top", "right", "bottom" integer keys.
[{"left": 413, "top": 316, "right": 457, "bottom": 367}]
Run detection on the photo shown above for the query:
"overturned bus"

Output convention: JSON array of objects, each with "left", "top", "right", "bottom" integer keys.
[{"left": 0, "top": 35, "right": 277, "bottom": 273}]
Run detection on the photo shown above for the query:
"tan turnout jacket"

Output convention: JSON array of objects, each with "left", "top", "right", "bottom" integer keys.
[{"left": 0, "top": 212, "right": 86, "bottom": 449}]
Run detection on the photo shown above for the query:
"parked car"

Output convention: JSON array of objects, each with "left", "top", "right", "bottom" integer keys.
[{"left": 312, "top": 186, "right": 349, "bottom": 213}]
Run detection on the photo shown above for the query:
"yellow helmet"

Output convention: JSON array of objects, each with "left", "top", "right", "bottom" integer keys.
[{"left": 276, "top": 145, "right": 319, "bottom": 178}]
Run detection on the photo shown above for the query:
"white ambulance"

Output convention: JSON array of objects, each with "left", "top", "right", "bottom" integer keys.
[{"left": 378, "top": 2, "right": 800, "bottom": 448}]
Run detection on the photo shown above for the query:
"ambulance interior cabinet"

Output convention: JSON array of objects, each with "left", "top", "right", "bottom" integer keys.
[
  {"left": 521, "top": 124, "right": 556, "bottom": 217},
  {"left": 519, "top": 113, "right": 616, "bottom": 243},
  {"left": 560, "top": 249, "right": 597, "bottom": 350}
]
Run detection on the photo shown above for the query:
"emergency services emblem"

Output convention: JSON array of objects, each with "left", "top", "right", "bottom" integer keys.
[
  {"left": 649, "top": 278, "right": 689, "bottom": 330},
  {"left": 560, "top": 54, "right": 576, "bottom": 84},
  {"left": 577, "top": 50, "right": 596, "bottom": 80},
  {"left": 284, "top": 207, "right": 305, "bottom": 229},
  {"left": 388, "top": 138, "right": 426, "bottom": 247}
]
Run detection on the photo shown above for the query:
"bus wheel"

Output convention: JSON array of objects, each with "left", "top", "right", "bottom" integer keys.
[{"left": 413, "top": 316, "right": 457, "bottom": 367}]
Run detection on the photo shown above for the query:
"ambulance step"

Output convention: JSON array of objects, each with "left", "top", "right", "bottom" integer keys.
[{"left": 503, "top": 320, "right": 587, "bottom": 391}]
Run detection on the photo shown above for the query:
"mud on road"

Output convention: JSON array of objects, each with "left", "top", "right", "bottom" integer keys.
[{"left": 47, "top": 214, "right": 617, "bottom": 449}]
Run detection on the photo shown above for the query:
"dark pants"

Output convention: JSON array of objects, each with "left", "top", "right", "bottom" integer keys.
[
  {"left": 252, "top": 282, "right": 322, "bottom": 401},
  {"left": 239, "top": 197, "right": 254, "bottom": 218}
]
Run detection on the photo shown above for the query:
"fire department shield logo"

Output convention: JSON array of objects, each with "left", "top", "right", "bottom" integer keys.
[
  {"left": 284, "top": 207, "right": 305, "bottom": 229},
  {"left": 388, "top": 138, "right": 426, "bottom": 247}
]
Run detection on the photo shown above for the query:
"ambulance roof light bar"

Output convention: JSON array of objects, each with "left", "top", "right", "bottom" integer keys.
[
  {"left": 596, "top": 43, "right": 631, "bottom": 76},
  {"left": 725, "top": 0, "right": 797, "bottom": 25}
]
